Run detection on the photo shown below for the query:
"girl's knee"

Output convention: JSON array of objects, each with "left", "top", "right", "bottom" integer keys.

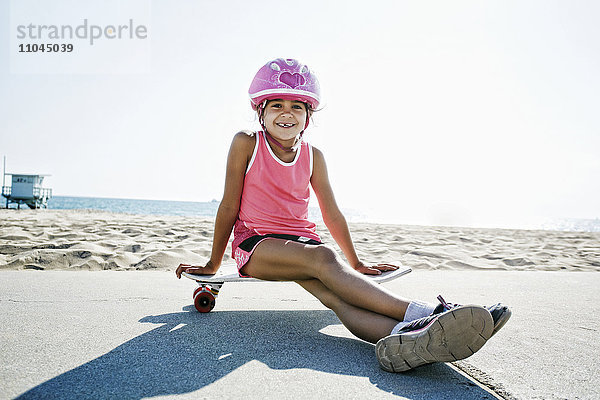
[
  {"left": 312, "top": 245, "right": 343, "bottom": 267},
  {"left": 311, "top": 245, "right": 348, "bottom": 280}
]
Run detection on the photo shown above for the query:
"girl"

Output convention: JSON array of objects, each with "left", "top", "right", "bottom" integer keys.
[{"left": 176, "top": 58, "right": 510, "bottom": 372}]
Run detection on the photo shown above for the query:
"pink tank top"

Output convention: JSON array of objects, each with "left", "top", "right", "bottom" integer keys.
[{"left": 232, "top": 131, "right": 320, "bottom": 252}]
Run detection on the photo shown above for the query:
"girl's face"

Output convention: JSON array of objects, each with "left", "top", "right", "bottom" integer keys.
[{"left": 261, "top": 99, "right": 308, "bottom": 142}]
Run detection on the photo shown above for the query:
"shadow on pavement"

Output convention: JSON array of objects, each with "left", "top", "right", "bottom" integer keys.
[{"left": 16, "top": 309, "right": 496, "bottom": 399}]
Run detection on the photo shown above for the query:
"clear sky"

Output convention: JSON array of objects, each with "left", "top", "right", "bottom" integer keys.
[{"left": 1, "top": 0, "right": 599, "bottom": 228}]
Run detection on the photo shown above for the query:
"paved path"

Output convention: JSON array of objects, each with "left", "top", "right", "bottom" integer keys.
[{"left": 1, "top": 270, "right": 598, "bottom": 399}]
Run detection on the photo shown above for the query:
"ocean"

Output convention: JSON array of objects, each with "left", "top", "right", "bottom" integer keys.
[
  {"left": 40, "top": 196, "right": 600, "bottom": 233},
  {"left": 48, "top": 196, "right": 222, "bottom": 218}
]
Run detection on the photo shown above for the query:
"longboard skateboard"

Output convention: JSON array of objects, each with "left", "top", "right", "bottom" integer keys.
[{"left": 182, "top": 263, "right": 412, "bottom": 313}]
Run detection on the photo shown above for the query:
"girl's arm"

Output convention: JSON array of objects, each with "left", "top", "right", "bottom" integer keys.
[
  {"left": 310, "top": 147, "right": 397, "bottom": 275},
  {"left": 176, "top": 131, "right": 254, "bottom": 278}
]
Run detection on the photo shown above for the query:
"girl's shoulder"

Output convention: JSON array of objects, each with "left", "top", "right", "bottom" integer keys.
[
  {"left": 232, "top": 130, "right": 257, "bottom": 146},
  {"left": 234, "top": 129, "right": 257, "bottom": 139},
  {"left": 230, "top": 130, "right": 258, "bottom": 161}
]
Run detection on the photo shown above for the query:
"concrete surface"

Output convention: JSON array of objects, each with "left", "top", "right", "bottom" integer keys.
[{"left": 0, "top": 270, "right": 598, "bottom": 399}]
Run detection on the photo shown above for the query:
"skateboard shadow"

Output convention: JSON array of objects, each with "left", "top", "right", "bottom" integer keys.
[{"left": 16, "top": 309, "right": 496, "bottom": 399}]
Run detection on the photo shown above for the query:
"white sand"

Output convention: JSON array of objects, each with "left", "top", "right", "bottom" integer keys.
[{"left": 1, "top": 209, "right": 599, "bottom": 272}]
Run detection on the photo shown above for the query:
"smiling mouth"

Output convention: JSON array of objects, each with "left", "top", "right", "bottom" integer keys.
[{"left": 276, "top": 123, "right": 296, "bottom": 128}]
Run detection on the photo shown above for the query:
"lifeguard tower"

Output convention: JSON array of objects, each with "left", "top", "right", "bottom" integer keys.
[{"left": 2, "top": 172, "right": 52, "bottom": 209}]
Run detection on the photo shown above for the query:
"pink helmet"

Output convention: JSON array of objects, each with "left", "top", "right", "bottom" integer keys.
[{"left": 248, "top": 58, "right": 321, "bottom": 110}]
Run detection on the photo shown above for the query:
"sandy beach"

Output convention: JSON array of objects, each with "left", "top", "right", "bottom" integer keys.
[{"left": 1, "top": 209, "right": 598, "bottom": 272}]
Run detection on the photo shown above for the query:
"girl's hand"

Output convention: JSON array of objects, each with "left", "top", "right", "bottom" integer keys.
[
  {"left": 175, "top": 260, "right": 219, "bottom": 279},
  {"left": 354, "top": 261, "right": 399, "bottom": 276}
]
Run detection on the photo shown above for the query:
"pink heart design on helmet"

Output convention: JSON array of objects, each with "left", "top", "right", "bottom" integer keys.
[
  {"left": 279, "top": 72, "right": 306, "bottom": 88},
  {"left": 249, "top": 58, "right": 321, "bottom": 110}
]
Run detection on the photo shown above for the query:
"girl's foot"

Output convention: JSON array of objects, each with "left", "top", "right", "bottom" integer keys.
[
  {"left": 375, "top": 305, "right": 493, "bottom": 372},
  {"left": 433, "top": 296, "right": 512, "bottom": 337}
]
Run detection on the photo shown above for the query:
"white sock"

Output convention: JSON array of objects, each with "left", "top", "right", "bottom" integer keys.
[
  {"left": 404, "top": 300, "right": 436, "bottom": 322},
  {"left": 390, "top": 300, "right": 437, "bottom": 335}
]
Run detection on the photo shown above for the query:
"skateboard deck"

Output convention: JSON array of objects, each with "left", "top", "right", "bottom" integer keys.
[{"left": 182, "top": 263, "right": 411, "bottom": 313}]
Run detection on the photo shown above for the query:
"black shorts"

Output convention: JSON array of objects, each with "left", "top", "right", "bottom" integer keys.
[{"left": 234, "top": 233, "right": 323, "bottom": 276}]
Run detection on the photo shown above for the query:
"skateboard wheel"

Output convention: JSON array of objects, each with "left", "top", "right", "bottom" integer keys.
[{"left": 194, "top": 289, "right": 216, "bottom": 313}]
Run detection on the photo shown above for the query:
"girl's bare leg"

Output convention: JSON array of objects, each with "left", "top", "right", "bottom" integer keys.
[
  {"left": 240, "top": 239, "right": 410, "bottom": 321},
  {"left": 296, "top": 279, "right": 399, "bottom": 343}
]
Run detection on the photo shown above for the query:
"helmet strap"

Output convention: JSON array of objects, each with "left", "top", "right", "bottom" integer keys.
[{"left": 264, "top": 130, "right": 303, "bottom": 153}]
